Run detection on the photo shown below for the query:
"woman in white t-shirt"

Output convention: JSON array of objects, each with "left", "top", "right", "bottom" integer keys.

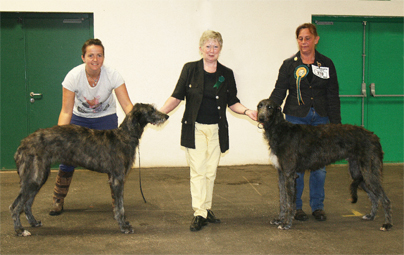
[{"left": 49, "top": 39, "right": 133, "bottom": 216}]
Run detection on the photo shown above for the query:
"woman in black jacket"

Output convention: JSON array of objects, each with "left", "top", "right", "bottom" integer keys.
[
  {"left": 269, "top": 23, "right": 341, "bottom": 222},
  {"left": 160, "top": 30, "right": 257, "bottom": 232}
]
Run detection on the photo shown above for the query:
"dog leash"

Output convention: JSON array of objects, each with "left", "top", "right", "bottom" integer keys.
[{"left": 137, "top": 146, "right": 147, "bottom": 203}]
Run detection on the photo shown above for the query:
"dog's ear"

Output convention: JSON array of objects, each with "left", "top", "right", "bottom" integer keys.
[
  {"left": 274, "top": 106, "right": 285, "bottom": 124},
  {"left": 128, "top": 104, "right": 140, "bottom": 116}
]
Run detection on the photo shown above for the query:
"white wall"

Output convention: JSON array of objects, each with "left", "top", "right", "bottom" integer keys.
[{"left": 2, "top": 0, "right": 403, "bottom": 167}]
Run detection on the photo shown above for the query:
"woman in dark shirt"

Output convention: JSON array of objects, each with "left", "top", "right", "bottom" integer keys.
[
  {"left": 160, "top": 30, "right": 257, "bottom": 232},
  {"left": 269, "top": 23, "right": 341, "bottom": 222}
]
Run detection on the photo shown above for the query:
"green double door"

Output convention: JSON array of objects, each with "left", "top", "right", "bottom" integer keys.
[
  {"left": 313, "top": 16, "right": 404, "bottom": 163},
  {"left": 1, "top": 13, "right": 94, "bottom": 169}
]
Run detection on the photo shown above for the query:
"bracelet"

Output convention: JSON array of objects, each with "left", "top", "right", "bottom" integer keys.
[{"left": 243, "top": 109, "right": 249, "bottom": 115}]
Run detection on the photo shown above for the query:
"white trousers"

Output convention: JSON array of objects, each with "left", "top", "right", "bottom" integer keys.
[{"left": 186, "top": 122, "right": 221, "bottom": 218}]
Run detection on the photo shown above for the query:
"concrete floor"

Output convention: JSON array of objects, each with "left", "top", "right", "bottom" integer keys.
[{"left": 1, "top": 164, "right": 403, "bottom": 254}]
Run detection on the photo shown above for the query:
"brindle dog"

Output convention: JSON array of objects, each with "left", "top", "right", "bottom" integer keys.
[
  {"left": 10, "top": 103, "right": 168, "bottom": 236},
  {"left": 257, "top": 98, "right": 392, "bottom": 231}
]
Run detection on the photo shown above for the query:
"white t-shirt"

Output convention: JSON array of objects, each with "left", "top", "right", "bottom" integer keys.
[{"left": 62, "top": 64, "right": 125, "bottom": 118}]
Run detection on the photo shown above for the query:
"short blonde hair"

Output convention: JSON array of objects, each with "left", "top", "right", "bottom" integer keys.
[{"left": 199, "top": 30, "right": 223, "bottom": 48}]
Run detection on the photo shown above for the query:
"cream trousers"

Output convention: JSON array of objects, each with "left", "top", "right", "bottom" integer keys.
[{"left": 186, "top": 122, "right": 221, "bottom": 218}]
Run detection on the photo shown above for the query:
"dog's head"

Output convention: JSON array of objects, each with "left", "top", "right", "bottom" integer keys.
[
  {"left": 121, "top": 103, "right": 169, "bottom": 132},
  {"left": 257, "top": 99, "right": 283, "bottom": 125},
  {"left": 133, "top": 103, "right": 169, "bottom": 126}
]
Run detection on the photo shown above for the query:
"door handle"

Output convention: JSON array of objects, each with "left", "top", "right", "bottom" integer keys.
[
  {"left": 370, "top": 83, "right": 404, "bottom": 97},
  {"left": 30, "top": 92, "right": 43, "bottom": 98},
  {"left": 339, "top": 83, "right": 367, "bottom": 98},
  {"left": 339, "top": 83, "right": 367, "bottom": 127},
  {"left": 30, "top": 92, "right": 43, "bottom": 103}
]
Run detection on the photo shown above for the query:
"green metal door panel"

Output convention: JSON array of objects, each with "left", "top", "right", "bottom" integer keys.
[
  {"left": 314, "top": 20, "right": 365, "bottom": 126},
  {"left": 1, "top": 13, "right": 94, "bottom": 170},
  {"left": 366, "top": 20, "right": 404, "bottom": 162},
  {"left": 24, "top": 16, "right": 93, "bottom": 133},
  {"left": 0, "top": 16, "right": 27, "bottom": 169},
  {"left": 313, "top": 16, "right": 404, "bottom": 163},
  {"left": 367, "top": 21, "right": 403, "bottom": 95}
]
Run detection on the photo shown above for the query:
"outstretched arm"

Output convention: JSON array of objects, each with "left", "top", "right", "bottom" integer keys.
[
  {"left": 115, "top": 83, "right": 133, "bottom": 114},
  {"left": 58, "top": 88, "right": 75, "bottom": 125},
  {"left": 159, "top": 97, "right": 182, "bottom": 114},
  {"left": 229, "top": 102, "right": 257, "bottom": 121}
]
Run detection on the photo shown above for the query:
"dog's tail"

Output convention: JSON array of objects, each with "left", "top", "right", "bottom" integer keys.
[
  {"left": 348, "top": 159, "right": 363, "bottom": 204},
  {"left": 350, "top": 177, "right": 363, "bottom": 204}
]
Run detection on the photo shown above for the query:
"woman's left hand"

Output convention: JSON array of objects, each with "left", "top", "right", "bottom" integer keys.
[{"left": 246, "top": 109, "right": 258, "bottom": 121}]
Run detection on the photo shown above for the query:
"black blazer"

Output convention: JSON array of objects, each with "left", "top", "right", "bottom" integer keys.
[
  {"left": 171, "top": 59, "right": 240, "bottom": 153},
  {"left": 270, "top": 51, "right": 341, "bottom": 124}
]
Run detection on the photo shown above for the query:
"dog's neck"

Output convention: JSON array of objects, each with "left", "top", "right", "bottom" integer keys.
[{"left": 263, "top": 117, "right": 289, "bottom": 142}]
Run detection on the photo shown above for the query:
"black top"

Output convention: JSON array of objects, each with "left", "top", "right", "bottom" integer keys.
[
  {"left": 269, "top": 50, "right": 341, "bottom": 124},
  {"left": 196, "top": 71, "right": 220, "bottom": 124},
  {"left": 171, "top": 59, "right": 240, "bottom": 152}
]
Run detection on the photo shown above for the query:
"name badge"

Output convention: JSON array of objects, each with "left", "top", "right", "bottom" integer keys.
[{"left": 312, "top": 65, "right": 330, "bottom": 79}]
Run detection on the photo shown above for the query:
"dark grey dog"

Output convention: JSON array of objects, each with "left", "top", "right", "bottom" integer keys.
[
  {"left": 10, "top": 103, "right": 168, "bottom": 236},
  {"left": 257, "top": 98, "right": 392, "bottom": 231}
]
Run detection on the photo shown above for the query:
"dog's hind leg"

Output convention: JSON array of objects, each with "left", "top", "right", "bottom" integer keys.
[
  {"left": 109, "top": 174, "right": 134, "bottom": 234},
  {"left": 9, "top": 193, "right": 23, "bottom": 233},
  {"left": 10, "top": 190, "right": 32, "bottom": 236},
  {"left": 360, "top": 180, "right": 393, "bottom": 231},
  {"left": 359, "top": 158, "right": 388, "bottom": 227},
  {"left": 359, "top": 181, "right": 379, "bottom": 221},
  {"left": 365, "top": 156, "right": 393, "bottom": 231},
  {"left": 24, "top": 189, "right": 42, "bottom": 228},
  {"left": 24, "top": 164, "right": 50, "bottom": 228},
  {"left": 378, "top": 188, "right": 392, "bottom": 231},
  {"left": 358, "top": 161, "right": 379, "bottom": 221}
]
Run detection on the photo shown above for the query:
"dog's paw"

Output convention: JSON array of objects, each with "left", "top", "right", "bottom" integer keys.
[
  {"left": 121, "top": 227, "right": 134, "bottom": 234},
  {"left": 17, "top": 229, "right": 31, "bottom": 237},
  {"left": 270, "top": 218, "right": 283, "bottom": 225},
  {"left": 29, "top": 220, "right": 42, "bottom": 228},
  {"left": 362, "top": 214, "right": 375, "bottom": 221},
  {"left": 277, "top": 224, "right": 292, "bottom": 230},
  {"left": 380, "top": 223, "right": 393, "bottom": 231},
  {"left": 120, "top": 224, "right": 134, "bottom": 234}
]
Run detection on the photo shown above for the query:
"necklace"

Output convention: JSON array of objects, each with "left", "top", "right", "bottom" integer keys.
[{"left": 86, "top": 70, "right": 101, "bottom": 87}]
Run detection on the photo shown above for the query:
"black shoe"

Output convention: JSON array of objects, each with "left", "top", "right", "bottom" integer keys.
[
  {"left": 190, "top": 216, "right": 207, "bottom": 231},
  {"left": 294, "top": 209, "right": 309, "bottom": 221},
  {"left": 207, "top": 210, "right": 221, "bottom": 223},
  {"left": 312, "top": 209, "right": 327, "bottom": 221}
]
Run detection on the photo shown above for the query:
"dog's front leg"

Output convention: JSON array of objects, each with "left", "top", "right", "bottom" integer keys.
[
  {"left": 109, "top": 175, "right": 134, "bottom": 234},
  {"left": 270, "top": 168, "right": 287, "bottom": 226},
  {"left": 277, "top": 172, "right": 296, "bottom": 230}
]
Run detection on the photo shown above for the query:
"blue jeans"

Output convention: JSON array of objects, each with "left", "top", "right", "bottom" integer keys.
[
  {"left": 285, "top": 108, "right": 329, "bottom": 212},
  {"left": 59, "top": 114, "right": 118, "bottom": 172}
]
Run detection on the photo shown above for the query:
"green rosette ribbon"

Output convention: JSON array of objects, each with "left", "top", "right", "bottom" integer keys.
[
  {"left": 213, "top": 76, "right": 225, "bottom": 89},
  {"left": 294, "top": 65, "right": 309, "bottom": 105}
]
